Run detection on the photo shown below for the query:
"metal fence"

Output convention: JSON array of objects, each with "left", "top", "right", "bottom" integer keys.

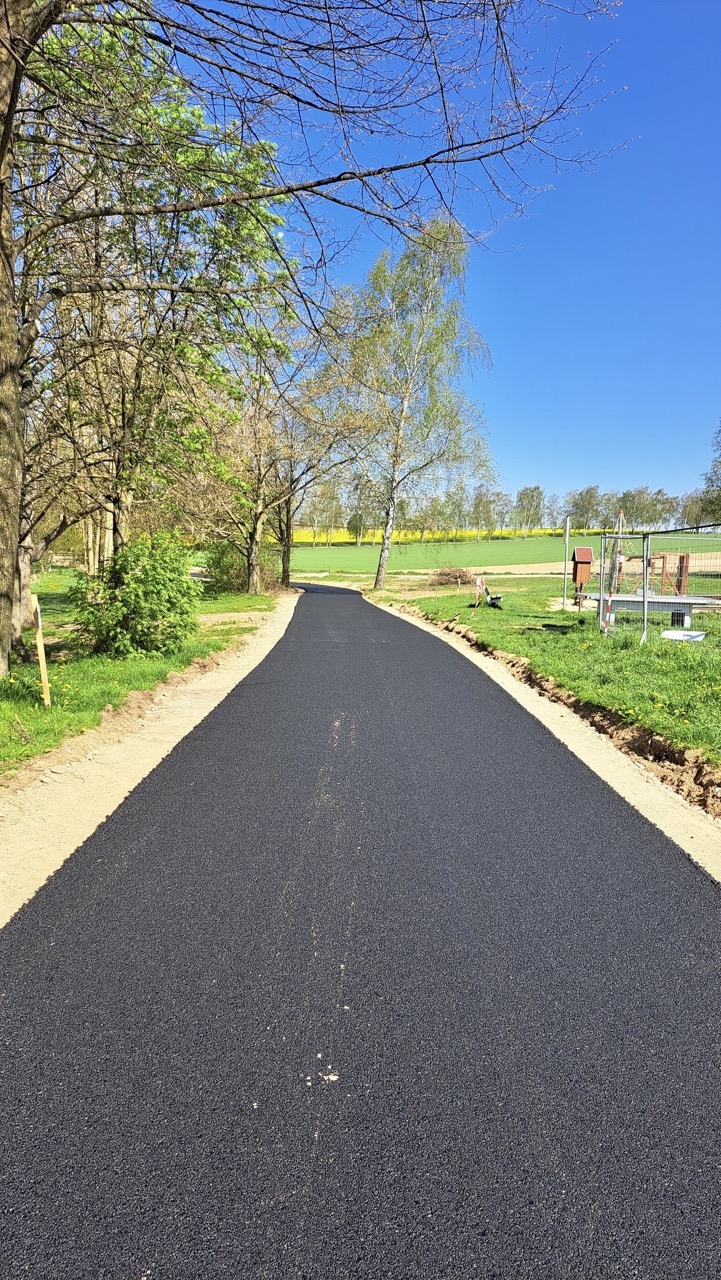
[{"left": 584, "top": 526, "right": 721, "bottom": 643}]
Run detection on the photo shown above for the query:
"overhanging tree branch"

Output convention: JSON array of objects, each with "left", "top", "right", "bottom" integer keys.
[{"left": 16, "top": 98, "right": 588, "bottom": 255}]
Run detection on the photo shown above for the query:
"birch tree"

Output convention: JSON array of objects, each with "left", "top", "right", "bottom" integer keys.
[
  {"left": 515, "top": 485, "right": 545, "bottom": 534},
  {"left": 191, "top": 330, "right": 364, "bottom": 593},
  {"left": 342, "top": 221, "right": 490, "bottom": 588}
]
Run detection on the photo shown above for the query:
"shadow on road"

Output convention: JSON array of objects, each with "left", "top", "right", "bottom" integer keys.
[{"left": 290, "top": 581, "right": 360, "bottom": 595}]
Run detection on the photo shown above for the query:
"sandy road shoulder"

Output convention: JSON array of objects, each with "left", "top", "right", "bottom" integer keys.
[
  {"left": 369, "top": 597, "right": 721, "bottom": 888},
  {"left": 0, "top": 594, "right": 301, "bottom": 930}
]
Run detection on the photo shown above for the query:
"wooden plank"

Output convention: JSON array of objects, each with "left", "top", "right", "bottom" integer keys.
[{"left": 30, "top": 593, "right": 51, "bottom": 708}]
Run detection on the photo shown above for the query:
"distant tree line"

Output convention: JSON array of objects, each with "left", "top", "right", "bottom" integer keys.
[{"left": 297, "top": 478, "right": 714, "bottom": 542}]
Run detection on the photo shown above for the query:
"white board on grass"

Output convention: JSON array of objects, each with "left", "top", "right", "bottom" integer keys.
[{"left": 661, "top": 630, "right": 706, "bottom": 642}]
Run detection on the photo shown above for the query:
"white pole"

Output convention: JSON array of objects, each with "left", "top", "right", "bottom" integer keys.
[
  {"left": 641, "top": 532, "right": 649, "bottom": 645},
  {"left": 599, "top": 534, "right": 606, "bottom": 632},
  {"left": 562, "top": 515, "right": 570, "bottom": 610}
]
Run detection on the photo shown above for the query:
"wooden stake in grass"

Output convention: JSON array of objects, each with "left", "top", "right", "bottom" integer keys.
[{"left": 30, "top": 593, "right": 51, "bottom": 708}]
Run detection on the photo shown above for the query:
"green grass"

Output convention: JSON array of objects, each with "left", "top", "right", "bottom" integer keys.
[
  {"left": 402, "top": 576, "right": 721, "bottom": 763},
  {"left": 32, "top": 568, "right": 76, "bottom": 625},
  {"left": 198, "top": 587, "right": 275, "bottom": 613},
  {"left": 290, "top": 536, "right": 597, "bottom": 577},
  {"left": 0, "top": 570, "right": 276, "bottom": 775}
]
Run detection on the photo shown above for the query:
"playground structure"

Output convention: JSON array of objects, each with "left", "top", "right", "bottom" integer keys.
[{"left": 583, "top": 523, "right": 721, "bottom": 642}]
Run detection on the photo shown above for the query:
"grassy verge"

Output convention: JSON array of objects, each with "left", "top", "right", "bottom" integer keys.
[
  {"left": 396, "top": 576, "right": 721, "bottom": 763},
  {"left": 198, "top": 588, "right": 275, "bottom": 614},
  {"left": 0, "top": 571, "right": 276, "bottom": 775}
]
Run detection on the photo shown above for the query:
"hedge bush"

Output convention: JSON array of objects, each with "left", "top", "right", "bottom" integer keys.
[
  {"left": 71, "top": 534, "right": 201, "bottom": 656},
  {"left": 205, "top": 541, "right": 248, "bottom": 592}
]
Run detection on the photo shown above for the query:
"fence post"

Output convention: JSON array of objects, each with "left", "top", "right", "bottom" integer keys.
[
  {"left": 641, "top": 532, "right": 650, "bottom": 645},
  {"left": 562, "top": 515, "right": 570, "bottom": 610},
  {"left": 598, "top": 534, "right": 606, "bottom": 632}
]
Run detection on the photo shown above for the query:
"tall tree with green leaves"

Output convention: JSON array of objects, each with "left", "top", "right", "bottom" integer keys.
[
  {"left": 0, "top": 2, "right": 617, "bottom": 673},
  {"left": 566, "top": 485, "right": 601, "bottom": 533},
  {"left": 342, "top": 220, "right": 490, "bottom": 588},
  {"left": 514, "top": 485, "right": 545, "bottom": 534},
  {"left": 678, "top": 490, "right": 705, "bottom": 529},
  {"left": 11, "top": 29, "right": 287, "bottom": 630},
  {"left": 187, "top": 316, "right": 367, "bottom": 593}
]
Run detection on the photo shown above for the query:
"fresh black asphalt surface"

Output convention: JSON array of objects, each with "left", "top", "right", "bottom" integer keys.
[{"left": 2, "top": 585, "right": 721, "bottom": 1278}]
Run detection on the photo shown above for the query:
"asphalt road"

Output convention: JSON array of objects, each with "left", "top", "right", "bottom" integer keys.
[{"left": 2, "top": 585, "right": 721, "bottom": 1279}]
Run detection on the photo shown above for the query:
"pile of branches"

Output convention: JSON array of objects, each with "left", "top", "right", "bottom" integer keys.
[{"left": 430, "top": 567, "right": 474, "bottom": 586}]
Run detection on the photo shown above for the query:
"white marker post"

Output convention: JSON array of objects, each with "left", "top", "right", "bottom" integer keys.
[
  {"left": 30, "top": 593, "right": 51, "bottom": 708},
  {"left": 641, "top": 532, "right": 649, "bottom": 645},
  {"left": 562, "top": 515, "right": 570, "bottom": 610}
]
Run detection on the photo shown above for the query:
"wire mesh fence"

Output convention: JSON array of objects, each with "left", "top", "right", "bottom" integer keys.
[{"left": 582, "top": 526, "right": 721, "bottom": 642}]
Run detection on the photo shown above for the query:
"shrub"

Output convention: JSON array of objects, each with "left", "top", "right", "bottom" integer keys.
[
  {"left": 205, "top": 541, "right": 248, "bottom": 592},
  {"left": 71, "top": 534, "right": 201, "bottom": 656},
  {"left": 204, "top": 540, "right": 281, "bottom": 594}
]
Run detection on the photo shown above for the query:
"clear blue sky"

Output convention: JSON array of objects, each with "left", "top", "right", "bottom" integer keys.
[
  {"left": 317, "top": 0, "right": 720, "bottom": 502},
  {"left": 461, "top": 0, "right": 721, "bottom": 500}
]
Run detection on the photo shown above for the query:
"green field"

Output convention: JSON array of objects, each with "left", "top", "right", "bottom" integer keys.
[
  {"left": 403, "top": 576, "right": 721, "bottom": 762},
  {"left": 290, "top": 535, "right": 598, "bottom": 577}
]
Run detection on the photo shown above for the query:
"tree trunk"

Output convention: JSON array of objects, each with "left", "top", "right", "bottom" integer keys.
[
  {"left": 83, "top": 518, "right": 91, "bottom": 574},
  {"left": 247, "top": 507, "right": 265, "bottom": 594},
  {"left": 102, "top": 505, "right": 113, "bottom": 569},
  {"left": 112, "top": 488, "right": 133, "bottom": 555},
  {"left": 0, "top": 124, "right": 22, "bottom": 676},
  {"left": 84, "top": 516, "right": 99, "bottom": 576},
  {"left": 326, "top": 493, "right": 336, "bottom": 547},
  {"left": 280, "top": 536, "right": 291, "bottom": 588},
  {"left": 11, "top": 529, "right": 33, "bottom": 644},
  {"left": 280, "top": 496, "right": 292, "bottom": 588},
  {"left": 374, "top": 493, "right": 397, "bottom": 590}
]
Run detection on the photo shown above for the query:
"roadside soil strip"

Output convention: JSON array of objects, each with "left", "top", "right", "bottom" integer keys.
[
  {"left": 0, "top": 594, "right": 301, "bottom": 930},
  {"left": 372, "top": 599, "right": 721, "bottom": 888},
  {"left": 3, "top": 583, "right": 720, "bottom": 931},
  {"left": 480, "top": 560, "right": 565, "bottom": 575}
]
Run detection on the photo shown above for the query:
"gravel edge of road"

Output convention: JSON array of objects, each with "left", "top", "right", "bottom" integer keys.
[
  {"left": 0, "top": 593, "right": 302, "bottom": 930},
  {"left": 4, "top": 581, "right": 719, "bottom": 935},
  {"left": 369, "top": 596, "right": 721, "bottom": 889}
]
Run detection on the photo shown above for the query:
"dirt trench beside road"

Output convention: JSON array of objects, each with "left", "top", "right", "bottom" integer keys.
[{"left": 374, "top": 598, "right": 721, "bottom": 887}]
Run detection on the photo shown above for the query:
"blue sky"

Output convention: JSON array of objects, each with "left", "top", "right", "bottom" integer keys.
[
  {"left": 316, "top": 0, "right": 720, "bottom": 502},
  {"left": 460, "top": 0, "right": 721, "bottom": 500}
]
